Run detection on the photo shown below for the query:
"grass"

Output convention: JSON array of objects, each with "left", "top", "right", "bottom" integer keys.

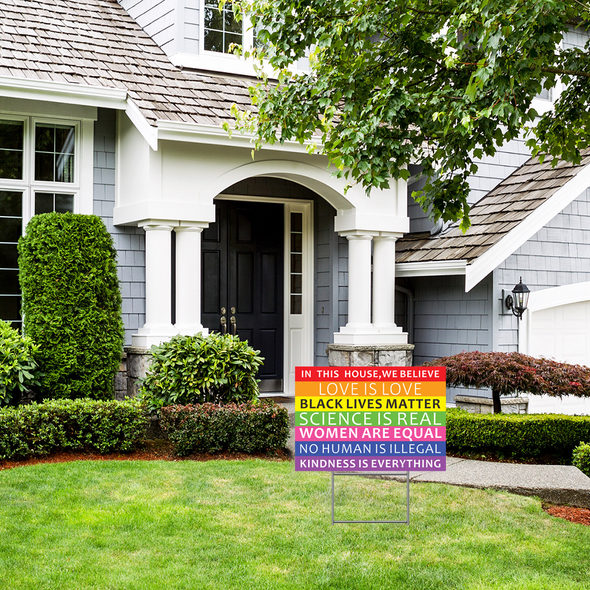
[{"left": 0, "top": 459, "right": 588, "bottom": 589}]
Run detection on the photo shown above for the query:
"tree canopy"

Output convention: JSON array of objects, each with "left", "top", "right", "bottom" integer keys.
[{"left": 230, "top": 0, "right": 590, "bottom": 230}]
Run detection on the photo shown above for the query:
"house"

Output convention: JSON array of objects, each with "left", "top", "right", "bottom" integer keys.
[{"left": 0, "top": 0, "right": 588, "bottom": 410}]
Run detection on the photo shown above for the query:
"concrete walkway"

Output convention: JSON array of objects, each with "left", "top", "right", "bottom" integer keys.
[
  {"left": 272, "top": 399, "right": 590, "bottom": 509},
  {"left": 407, "top": 456, "right": 590, "bottom": 508}
]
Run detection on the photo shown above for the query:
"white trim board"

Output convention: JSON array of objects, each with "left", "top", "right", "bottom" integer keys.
[
  {"left": 156, "top": 119, "right": 316, "bottom": 153},
  {"left": 395, "top": 260, "right": 467, "bottom": 277},
  {"left": 0, "top": 76, "right": 127, "bottom": 110},
  {"left": 465, "top": 161, "right": 590, "bottom": 292}
]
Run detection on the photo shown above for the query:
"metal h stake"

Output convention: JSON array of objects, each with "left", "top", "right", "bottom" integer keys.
[{"left": 331, "top": 471, "right": 410, "bottom": 525}]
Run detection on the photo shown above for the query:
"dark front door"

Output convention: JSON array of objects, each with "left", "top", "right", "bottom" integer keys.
[{"left": 202, "top": 200, "right": 284, "bottom": 392}]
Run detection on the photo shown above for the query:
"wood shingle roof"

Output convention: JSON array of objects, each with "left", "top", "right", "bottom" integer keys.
[
  {"left": 0, "top": 0, "right": 254, "bottom": 125},
  {"left": 396, "top": 149, "right": 590, "bottom": 265}
]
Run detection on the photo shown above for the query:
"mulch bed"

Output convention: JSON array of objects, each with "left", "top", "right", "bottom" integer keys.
[
  {"left": 542, "top": 503, "right": 590, "bottom": 526},
  {"left": 0, "top": 439, "right": 291, "bottom": 472}
]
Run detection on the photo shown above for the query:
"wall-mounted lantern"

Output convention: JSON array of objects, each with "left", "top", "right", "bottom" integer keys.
[{"left": 505, "top": 277, "right": 530, "bottom": 320}]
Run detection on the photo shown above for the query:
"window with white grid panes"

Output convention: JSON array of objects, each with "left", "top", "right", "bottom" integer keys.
[
  {"left": 0, "top": 190, "right": 22, "bottom": 329},
  {"left": 203, "top": 0, "right": 243, "bottom": 53},
  {"left": 0, "top": 116, "right": 78, "bottom": 328},
  {"left": 290, "top": 212, "right": 303, "bottom": 314}
]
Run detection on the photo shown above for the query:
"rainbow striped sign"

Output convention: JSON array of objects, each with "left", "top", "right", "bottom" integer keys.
[{"left": 295, "top": 366, "right": 447, "bottom": 472}]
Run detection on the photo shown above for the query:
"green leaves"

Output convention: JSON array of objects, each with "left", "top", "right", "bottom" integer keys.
[
  {"left": 447, "top": 409, "right": 590, "bottom": 460},
  {"left": 140, "top": 333, "right": 264, "bottom": 410},
  {"left": 18, "top": 213, "right": 124, "bottom": 401},
  {"left": 0, "top": 399, "right": 148, "bottom": 460},
  {"left": 573, "top": 442, "right": 590, "bottom": 477},
  {"left": 0, "top": 320, "right": 41, "bottom": 405},
  {"left": 159, "top": 401, "right": 290, "bottom": 456},
  {"left": 233, "top": 0, "right": 590, "bottom": 229}
]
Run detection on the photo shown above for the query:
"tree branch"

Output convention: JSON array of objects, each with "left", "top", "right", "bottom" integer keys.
[{"left": 540, "top": 65, "right": 590, "bottom": 79}]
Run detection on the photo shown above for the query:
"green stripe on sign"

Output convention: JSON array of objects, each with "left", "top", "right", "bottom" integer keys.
[{"left": 295, "top": 411, "right": 446, "bottom": 427}]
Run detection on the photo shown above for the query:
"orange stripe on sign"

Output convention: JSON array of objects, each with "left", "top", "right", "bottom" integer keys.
[{"left": 295, "top": 381, "right": 446, "bottom": 397}]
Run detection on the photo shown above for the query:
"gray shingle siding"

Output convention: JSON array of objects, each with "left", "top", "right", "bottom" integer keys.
[
  {"left": 94, "top": 108, "right": 146, "bottom": 346},
  {"left": 564, "top": 26, "right": 589, "bottom": 50},
  {"left": 468, "top": 137, "right": 531, "bottom": 204},
  {"left": 118, "top": 0, "right": 176, "bottom": 54},
  {"left": 495, "top": 187, "right": 590, "bottom": 352},
  {"left": 183, "top": 0, "right": 200, "bottom": 54},
  {"left": 401, "top": 274, "right": 493, "bottom": 366},
  {"left": 119, "top": 0, "right": 201, "bottom": 56},
  {"left": 396, "top": 274, "right": 492, "bottom": 403},
  {"left": 314, "top": 198, "right": 339, "bottom": 366},
  {"left": 406, "top": 137, "right": 531, "bottom": 231}
]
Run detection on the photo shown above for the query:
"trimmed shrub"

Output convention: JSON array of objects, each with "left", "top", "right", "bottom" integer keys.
[
  {"left": 0, "top": 320, "right": 41, "bottom": 405},
  {"left": 0, "top": 399, "right": 148, "bottom": 460},
  {"left": 447, "top": 408, "right": 590, "bottom": 459},
  {"left": 159, "top": 401, "right": 289, "bottom": 456},
  {"left": 18, "top": 213, "right": 124, "bottom": 400},
  {"left": 140, "top": 333, "right": 264, "bottom": 410},
  {"left": 573, "top": 442, "right": 590, "bottom": 477},
  {"left": 427, "top": 351, "right": 590, "bottom": 413}
]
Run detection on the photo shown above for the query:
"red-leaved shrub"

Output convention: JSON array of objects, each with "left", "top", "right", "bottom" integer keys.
[{"left": 426, "top": 351, "right": 590, "bottom": 413}]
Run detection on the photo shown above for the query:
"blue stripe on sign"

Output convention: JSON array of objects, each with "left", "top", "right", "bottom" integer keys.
[{"left": 295, "top": 442, "right": 446, "bottom": 456}]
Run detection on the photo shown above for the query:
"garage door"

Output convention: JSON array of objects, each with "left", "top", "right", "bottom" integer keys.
[{"left": 522, "top": 283, "right": 590, "bottom": 415}]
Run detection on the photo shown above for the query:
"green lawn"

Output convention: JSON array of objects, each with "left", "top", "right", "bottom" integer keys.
[{"left": 0, "top": 459, "right": 588, "bottom": 589}]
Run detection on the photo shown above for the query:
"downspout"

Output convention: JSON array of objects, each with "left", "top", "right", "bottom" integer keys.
[{"left": 395, "top": 285, "right": 414, "bottom": 344}]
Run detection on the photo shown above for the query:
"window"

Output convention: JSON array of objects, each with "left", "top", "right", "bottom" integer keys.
[
  {"left": 290, "top": 212, "right": 303, "bottom": 315},
  {"left": 35, "top": 124, "right": 75, "bottom": 183},
  {"left": 0, "top": 190, "right": 22, "bottom": 328},
  {"left": 0, "top": 116, "right": 79, "bottom": 328},
  {"left": 0, "top": 120, "right": 24, "bottom": 180},
  {"left": 202, "top": 0, "right": 256, "bottom": 55},
  {"left": 203, "top": 0, "right": 243, "bottom": 53}
]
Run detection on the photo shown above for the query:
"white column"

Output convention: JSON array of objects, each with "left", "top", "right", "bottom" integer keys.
[
  {"left": 372, "top": 235, "right": 397, "bottom": 328},
  {"left": 334, "top": 230, "right": 407, "bottom": 345},
  {"left": 346, "top": 233, "right": 373, "bottom": 329},
  {"left": 175, "top": 223, "right": 208, "bottom": 335},
  {"left": 132, "top": 222, "right": 176, "bottom": 348}
]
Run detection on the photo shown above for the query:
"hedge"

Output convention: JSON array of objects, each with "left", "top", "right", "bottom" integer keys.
[
  {"left": 159, "top": 401, "right": 290, "bottom": 456},
  {"left": 0, "top": 399, "right": 148, "bottom": 460},
  {"left": 573, "top": 442, "right": 590, "bottom": 477},
  {"left": 18, "top": 213, "right": 124, "bottom": 400},
  {"left": 447, "top": 408, "right": 590, "bottom": 458},
  {"left": 140, "top": 333, "right": 264, "bottom": 410}
]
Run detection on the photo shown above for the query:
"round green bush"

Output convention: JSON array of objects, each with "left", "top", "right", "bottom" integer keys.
[
  {"left": 18, "top": 213, "right": 124, "bottom": 400},
  {"left": 0, "top": 320, "right": 41, "bottom": 405},
  {"left": 140, "top": 333, "right": 264, "bottom": 410},
  {"left": 573, "top": 442, "right": 590, "bottom": 477}
]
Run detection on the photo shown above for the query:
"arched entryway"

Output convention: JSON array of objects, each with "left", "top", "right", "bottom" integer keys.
[{"left": 202, "top": 179, "right": 315, "bottom": 394}]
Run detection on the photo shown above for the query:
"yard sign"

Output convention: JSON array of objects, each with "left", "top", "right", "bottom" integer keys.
[{"left": 295, "top": 367, "right": 446, "bottom": 472}]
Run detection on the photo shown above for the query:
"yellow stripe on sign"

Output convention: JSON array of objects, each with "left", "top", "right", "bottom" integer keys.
[
  {"left": 295, "top": 397, "right": 446, "bottom": 412},
  {"left": 295, "top": 381, "right": 446, "bottom": 397}
]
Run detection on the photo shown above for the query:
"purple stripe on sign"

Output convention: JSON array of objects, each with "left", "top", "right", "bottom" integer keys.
[
  {"left": 295, "top": 426, "right": 446, "bottom": 442},
  {"left": 295, "top": 456, "right": 447, "bottom": 472}
]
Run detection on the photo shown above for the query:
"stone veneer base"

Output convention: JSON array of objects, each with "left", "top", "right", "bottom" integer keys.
[
  {"left": 454, "top": 395, "right": 529, "bottom": 414},
  {"left": 326, "top": 343, "right": 414, "bottom": 367}
]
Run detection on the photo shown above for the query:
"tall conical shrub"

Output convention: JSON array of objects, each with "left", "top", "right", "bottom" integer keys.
[{"left": 18, "top": 213, "right": 124, "bottom": 400}]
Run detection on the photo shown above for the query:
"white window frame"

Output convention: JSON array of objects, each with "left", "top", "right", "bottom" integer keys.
[
  {"left": 0, "top": 112, "right": 94, "bottom": 231},
  {"left": 200, "top": 1, "right": 254, "bottom": 59}
]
